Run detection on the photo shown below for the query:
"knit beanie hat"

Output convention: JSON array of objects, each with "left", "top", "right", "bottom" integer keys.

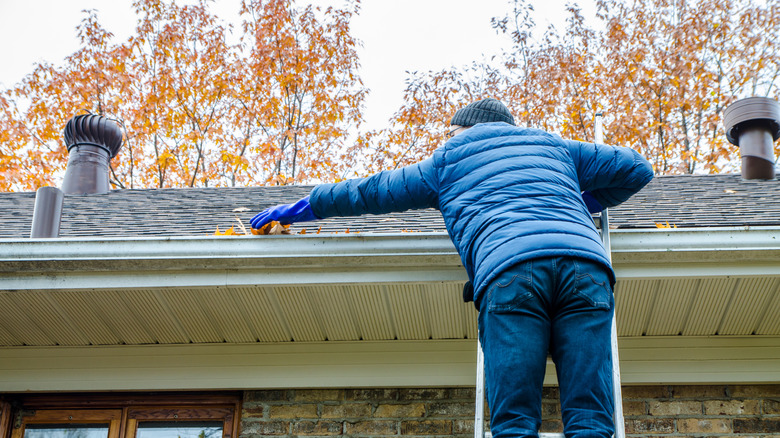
[{"left": 450, "top": 98, "right": 515, "bottom": 126}]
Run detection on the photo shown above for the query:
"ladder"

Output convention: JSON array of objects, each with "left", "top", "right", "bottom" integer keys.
[{"left": 474, "top": 114, "right": 625, "bottom": 438}]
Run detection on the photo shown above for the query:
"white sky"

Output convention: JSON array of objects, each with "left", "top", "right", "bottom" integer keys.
[{"left": 0, "top": 0, "right": 595, "bottom": 130}]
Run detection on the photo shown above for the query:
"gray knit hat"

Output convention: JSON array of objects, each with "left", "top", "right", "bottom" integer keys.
[{"left": 450, "top": 98, "right": 515, "bottom": 126}]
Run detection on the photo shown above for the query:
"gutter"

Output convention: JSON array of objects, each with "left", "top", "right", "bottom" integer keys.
[{"left": 1, "top": 227, "right": 779, "bottom": 290}]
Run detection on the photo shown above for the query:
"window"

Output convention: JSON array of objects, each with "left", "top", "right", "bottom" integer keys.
[{"left": 1, "top": 394, "right": 239, "bottom": 438}]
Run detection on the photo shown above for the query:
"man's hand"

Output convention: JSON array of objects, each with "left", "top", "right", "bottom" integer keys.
[{"left": 250, "top": 196, "right": 320, "bottom": 230}]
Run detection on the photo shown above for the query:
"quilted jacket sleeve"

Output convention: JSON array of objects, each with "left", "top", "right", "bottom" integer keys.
[
  {"left": 309, "top": 158, "right": 440, "bottom": 218},
  {"left": 564, "top": 140, "right": 654, "bottom": 208}
]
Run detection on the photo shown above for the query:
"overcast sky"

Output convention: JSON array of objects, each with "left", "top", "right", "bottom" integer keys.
[{"left": 0, "top": 0, "right": 596, "bottom": 130}]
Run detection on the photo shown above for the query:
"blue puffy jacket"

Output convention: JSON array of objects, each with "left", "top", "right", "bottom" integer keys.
[{"left": 310, "top": 122, "right": 654, "bottom": 303}]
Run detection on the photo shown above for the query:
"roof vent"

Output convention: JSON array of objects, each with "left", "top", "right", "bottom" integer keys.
[
  {"left": 723, "top": 97, "right": 780, "bottom": 180},
  {"left": 61, "top": 114, "right": 123, "bottom": 194}
]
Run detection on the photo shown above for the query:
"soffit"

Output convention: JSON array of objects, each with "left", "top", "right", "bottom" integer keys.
[{"left": 0, "top": 227, "right": 778, "bottom": 347}]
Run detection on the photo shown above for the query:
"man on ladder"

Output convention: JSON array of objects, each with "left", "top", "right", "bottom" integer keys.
[{"left": 250, "top": 98, "right": 654, "bottom": 438}]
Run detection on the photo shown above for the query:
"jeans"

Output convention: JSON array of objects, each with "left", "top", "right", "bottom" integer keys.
[{"left": 477, "top": 256, "right": 615, "bottom": 438}]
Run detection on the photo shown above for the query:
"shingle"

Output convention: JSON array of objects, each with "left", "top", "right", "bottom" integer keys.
[{"left": 0, "top": 174, "right": 778, "bottom": 238}]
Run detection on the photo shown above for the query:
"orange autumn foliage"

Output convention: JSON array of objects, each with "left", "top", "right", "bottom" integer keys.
[
  {"left": 353, "top": 0, "right": 780, "bottom": 177},
  {"left": 0, "top": 0, "right": 365, "bottom": 191}
]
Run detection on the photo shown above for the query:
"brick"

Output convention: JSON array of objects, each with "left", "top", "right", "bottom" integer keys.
[
  {"left": 541, "top": 401, "right": 560, "bottom": 417},
  {"left": 764, "top": 399, "right": 780, "bottom": 414},
  {"left": 541, "top": 387, "right": 560, "bottom": 400},
  {"left": 240, "top": 420, "right": 289, "bottom": 436},
  {"left": 293, "top": 389, "right": 344, "bottom": 402},
  {"left": 400, "top": 420, "right": 452, "bottom": 435},
  {"left": 426, "top": 402, "right": 474, "bottom": 417},
  {"left": 374, "top": 403, "right": 425, "bottom": 418},
  {"left": 268, "top": 404, "right": 318, "bottom": 419},
  {"left": 398, "top": 388, "right": 449, "bottom": 401},
  {"left": 540, "top": 419, "right": 563, "bottom": 432},
  {"left": 244, "top": 390, "right": 290, "bottom": 403},
  {"left": 345, "top": 388, "right": 400, "bottom": 401},
  {"left": 453, "top": 419, "right": 475, "bottom": 435},
  {"left": 624, "top": 418, "right": 675, "bottom": 434},
  {"left": 242, "top": 402, "right": 265, "bottom": 417},
  {"left": 730, "top": 385, "right": 780, "bottom": 398},
  {"left": 733, "top": 418, "right": 780, "bottom": 433},
  {"left": 622, "top": 401, "right": 646, "bottom": 416},
  {"left": 677, "top": 418, "right": 732, "bottom": 433},
  {"left": 450, "top": 388, "right": 476, "bottom": 399},
  {"left": 622, "top": 386, "right": 670, "bottom": 399},
  {"left": 648, "top": 400, "right": 702, "bottom": 416},
  {"left": 320, "top": 403, "right": 372, "bottom": 419},
  {"left": 344, "top": 420, "right": 398, "bottom": 435},
  {"left": 671, "top": 385, "right": 727, "bottom": 398},
  {"left": 703, "top": 399, "right": 761, "bottom": 415},
  {"left": 292, "top": 420, "right": 343, "bottom": 435}
]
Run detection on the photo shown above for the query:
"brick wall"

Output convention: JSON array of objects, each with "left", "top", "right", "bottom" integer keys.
[{"left": 239, "top": 385, "right": 780, "bottom": 437}]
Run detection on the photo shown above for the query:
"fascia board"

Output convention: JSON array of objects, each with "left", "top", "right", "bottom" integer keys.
[
  {"left": 0, "top": 227, "right": 779, "bottom": 291},
  {"left": 1, "top": 336, "right": 778, "bottom": 392}
]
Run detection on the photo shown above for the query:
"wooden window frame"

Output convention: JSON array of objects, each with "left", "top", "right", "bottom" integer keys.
[
  {"left": 1, "top": 393, "right": 240, "bottom": 438},
  {"left": 125, "top": 407, "right": 235, "bottom": 438},
  {"left": 10, "top": 409, "right": 122, "bottom": 438}
]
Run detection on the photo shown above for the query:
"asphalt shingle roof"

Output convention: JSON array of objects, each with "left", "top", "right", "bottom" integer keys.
[{"left": 1, "top": 174, "right": 779, "bottom": 238}]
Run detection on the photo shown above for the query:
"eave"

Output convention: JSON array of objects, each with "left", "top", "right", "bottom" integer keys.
[{"left": 1, "top": 226, "right": 779, "bottom": 391}]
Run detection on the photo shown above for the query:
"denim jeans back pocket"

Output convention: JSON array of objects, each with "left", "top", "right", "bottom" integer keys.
[
  {"left": 487, "top": 262, "right": 533, "bottom": 313},
  {"left": 572, "top": 259, "right": 613, "bottom": 310}
]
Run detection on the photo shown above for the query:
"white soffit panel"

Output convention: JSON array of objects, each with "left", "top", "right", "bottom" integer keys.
[
  {"left": 422, "top": 282, "right": 467, "bottom": 340},
  {"left": 682, "top": 277, "right": 737, "bottom": 336},
  {"left": 386, "top": 284, "right": 429, "bottom": 340},
  {"left": 615, "top": 279, "right": 655, "bottom": 336},
  {"left": 0, "top": 294, "right": 52, "bottom": 345},
  {"left": 273, "top": 286, "right": 324, "bottom": 342},
  {"left": 50, "top": 291, "right": 121, "bottom": 345},
  {"left": 646, "top": 278, "right": 698, "bottom": 336},
  {"left": 118, "top": 289, "right": 188, "bottom": 344},
  {"left": 0, "top": 324, "right": 18, "bottom": 346},
  {"left": 13, "top": 292, "right": 86, "bottom": 346},
  {"left": 90, "top": 290, "right": 156, "bottom": 345},
  {"left": 345, "top": 284, "right": 394, "bottom": 341},
  {"left": 309, "top": 285, "right": 360, "bottom": 341},
  {"left": 756, "top": 289, "right": 780, "bottom": 335},
  {"left": 158, "top": 288, "right": 222, "bottom": 343},
  {"left": 200, "top": 288, "right": 256, "bottom": 343},
  {"left": 720, "top": 277, "right": 779, "bottom": 335},
  {"left": 232, "top": 287, "right": 289, "bottom": 342}
]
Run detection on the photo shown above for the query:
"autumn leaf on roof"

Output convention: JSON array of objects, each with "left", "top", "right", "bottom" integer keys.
[{"left": 655, "top": 221, "right": 677, "bottom": 229}]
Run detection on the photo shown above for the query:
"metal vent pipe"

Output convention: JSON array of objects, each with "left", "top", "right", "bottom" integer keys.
[
  {"left": 723, "top": 97, "right": 780, "bottom": 180},
  {"left": 61, "top": 114, "right": 123, "bottom": 194},
  {"left": 29, "top": 186, "right": 64, "bottom": 238}
]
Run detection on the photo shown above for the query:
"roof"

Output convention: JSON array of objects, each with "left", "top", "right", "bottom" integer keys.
[{"left": 1, "top": 173, "right": 779, "bottom": 238}]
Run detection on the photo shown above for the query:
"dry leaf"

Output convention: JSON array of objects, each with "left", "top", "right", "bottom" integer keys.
[
  {"left": 654, "top": 221, "right": 677, "bottom": 229},
  {"left": 251, "top": 220, "right": 291, "bottom": 235},
  {"left": 215, "top": 225, "right": 239, "bottom": 235}
]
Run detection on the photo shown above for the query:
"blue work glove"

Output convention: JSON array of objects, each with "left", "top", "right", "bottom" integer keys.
[
  {"left": 250, "top": 196, "right": 320, "bottom": 229},
  {"left": 581, "top": 191, "right": 604, "bottom": 214}
]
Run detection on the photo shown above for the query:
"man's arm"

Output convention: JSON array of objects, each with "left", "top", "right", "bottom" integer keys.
[
  {"left": 310, "top": 157, "right": 440, "bottom": 218},
  {"left": 250, "top": 158, "right": 440, "bottom": 229},
  {"left": 565, "top": 140, "right": 654, "bottom": 209}
]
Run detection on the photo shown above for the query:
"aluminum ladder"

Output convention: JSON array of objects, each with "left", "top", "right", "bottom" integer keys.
[{"left": 473, "top": 208, "right": 625, "bottom": 438}]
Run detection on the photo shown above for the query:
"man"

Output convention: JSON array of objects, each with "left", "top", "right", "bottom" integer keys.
[{"left": 251, "top": 98, "right": 654, "bottom": 438}]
